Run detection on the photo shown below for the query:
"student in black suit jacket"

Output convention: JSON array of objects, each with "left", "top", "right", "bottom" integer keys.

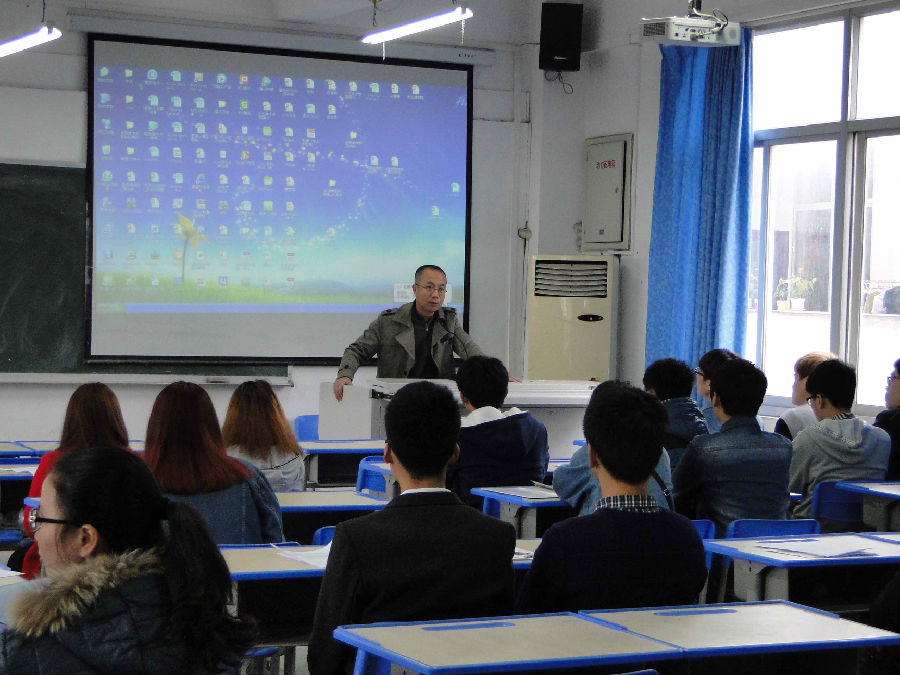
[
  {"left": 307, "top": 381, "right": 516, "bottom": 675},
  {"left": 517, "top": 380, "right": 707, "bottom": 614}
]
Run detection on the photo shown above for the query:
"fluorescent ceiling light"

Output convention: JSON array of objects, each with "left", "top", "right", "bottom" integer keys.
[
  {"left": 0, "top": 24, "right": 62, "bottom": 58},
  {"left": 361, "top": 6, "right": 473, "bottom": 44}
]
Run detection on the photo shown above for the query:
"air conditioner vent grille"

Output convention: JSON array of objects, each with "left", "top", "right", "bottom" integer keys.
[{"left": 534, "top": 260, "right": 608, "bottom": 297}]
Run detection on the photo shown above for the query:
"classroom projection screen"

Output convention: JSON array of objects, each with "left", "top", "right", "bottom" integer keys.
[{"left": 88, "top": 36, "right": 471, "bottom": 360}]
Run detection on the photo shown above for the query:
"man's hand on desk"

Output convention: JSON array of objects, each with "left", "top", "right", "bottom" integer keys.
[{"left": 333, "top": 376, "right": 353, "bottom": 401}]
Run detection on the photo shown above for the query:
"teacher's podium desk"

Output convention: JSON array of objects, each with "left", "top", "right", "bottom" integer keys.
[{"left": 301, "top": 440, "right": 386, "bottom": 489}]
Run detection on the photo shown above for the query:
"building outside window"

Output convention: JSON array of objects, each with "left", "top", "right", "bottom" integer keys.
[{"left": 745, "top": 5, "right": 900, "bottom": 411}]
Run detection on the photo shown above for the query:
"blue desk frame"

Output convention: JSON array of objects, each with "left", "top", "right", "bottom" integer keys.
[
  {"left": 470, "top": 486, "right": 573, "bottom": 538},
  {"left": 836, "top": 480, "right": 900, "bottom": 531}
]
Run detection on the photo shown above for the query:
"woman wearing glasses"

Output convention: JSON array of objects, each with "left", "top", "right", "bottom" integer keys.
[{"left": 0, "top": 447, "right": 255, "bottom": 673}]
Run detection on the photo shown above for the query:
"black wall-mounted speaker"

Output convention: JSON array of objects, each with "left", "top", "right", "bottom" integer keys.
[{"left": 539, "top": 3, "right": 583, "bottom": 72}]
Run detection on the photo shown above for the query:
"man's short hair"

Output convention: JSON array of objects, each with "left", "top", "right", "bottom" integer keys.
[
  {"left": 385, "top": 381, "right": 460, "bottom": 479},
  {"left": 583, "top": 381, "right": 667, "bottom": 485},
  {"left": 455, "top": 356, "right": 508, "bottom": 409},
  {"left": 794, "top": 351, "right": 838, "bottom": 379},
  {"left": 642, "top": 358, "right": 694, "bottom": 400},
  {"left": 806, "top": 359, "right": 856, "bottom": 410},
  {"left": 709, "top": 359, "right": 767, "bottom": 417},
  {"left": 697, "top": 348, "right": 739, "bottom": 381},
  {"left": 414, "top": 264, "right": 446, "bottom": 281}
]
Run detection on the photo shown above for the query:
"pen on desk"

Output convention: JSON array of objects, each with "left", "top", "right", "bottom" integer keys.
[{"left": 531, "top": 480, "right": 553, "bottom": 490}]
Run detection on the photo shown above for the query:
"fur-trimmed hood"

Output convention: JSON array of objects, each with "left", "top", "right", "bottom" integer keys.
[{"left": 8, "top": 548, "right": 164, "bottom": 638}]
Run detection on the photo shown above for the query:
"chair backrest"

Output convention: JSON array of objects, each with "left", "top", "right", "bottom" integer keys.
[
  {"left": 692, "top": 519, "right": 715, "bottom": 540},
  {"left": 312, "top": 525, "right": 336, "bottom": 546},
  {"left": 692, "top": 519, "right": 715, "bottom": 570},
  {"left": 725, "top": 518, "right": 821, "bottom": 539},
  {"left": 355, "top": 455, "right": 387, "bottom": 494},
  {"left": 293, "top": 414, "right": 319, "bottom": 441},
  {"left": 810, "top": 480, "right": 864, "bottom": 523}
]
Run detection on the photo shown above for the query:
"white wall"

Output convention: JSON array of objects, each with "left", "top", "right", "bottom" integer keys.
[{"left": 0, "top": 0, "right": 848, "bottom": 438}]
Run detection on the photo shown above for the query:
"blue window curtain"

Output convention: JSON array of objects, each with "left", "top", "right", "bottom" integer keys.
[{"left": 645, "top": 28, "right": 753, "bottom": 373}]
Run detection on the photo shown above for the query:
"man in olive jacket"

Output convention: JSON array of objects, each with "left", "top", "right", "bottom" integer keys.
[{"left": 332, "top": 265, "right": 482, "bottom": 401}]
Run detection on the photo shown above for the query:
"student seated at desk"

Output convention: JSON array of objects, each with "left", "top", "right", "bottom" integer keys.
[
  {"left": 774, "top": 351, "right": 837, "bottom": 441},
  {"left": 223, "top": 380, "right": 305, "bottom": 492},
  {"left": 695, "top": 348, "right": 740, "bottom": 433},
  {"left": 674, "top": 358, "right": 792, "bottom": 536},
  {"left": 145, "top": 382, "right": 284, "bottom": 545},
  {"left": 19, "top": 383, "right": 130, "bottom": 580},
  {"left": 308, "top": 381, "right": 516, "bottom": 675},
  {"left": 642, "top": 357, "right": 708, "bottom": 472},
  {"left": 873, "top": 357, "right": 899, "bottom": 480},
  {"left": 446, "top": 355, "right": 548, "bottom": 508},
  {"left": 517, "top": 381, "right": 706, "bottom": 614},
  {"left": 0, "top": 447, "right": 254, "bottom": 674},
  {"left": 790, "top": 359, "right": 891, "bottom": 519}
]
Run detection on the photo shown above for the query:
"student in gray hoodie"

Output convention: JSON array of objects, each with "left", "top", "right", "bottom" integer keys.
[{"left": 790, "top": 359, "right": 891, "bottom": 518}]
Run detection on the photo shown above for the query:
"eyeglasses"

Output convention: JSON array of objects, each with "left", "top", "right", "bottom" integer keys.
[
  {"left": 415, "top": 283, "right": 447, "bottom": 295},
  {"left": 693, "top": 368, "right": 704, "bottom": 377},
  {"left": 806, "top": 395, "right": 818, "bottom": 405},
  {"left": 28, "top": 508, "right": 77, "bottom": 534},
  {"left": 888, "top": 375, "right": 899, "bottom": 385}
]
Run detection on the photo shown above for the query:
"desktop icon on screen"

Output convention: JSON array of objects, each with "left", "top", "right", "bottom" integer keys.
[
  {"left": 261, "top": 76, "right": 272, "bottom": 87},
  {"left": 147, "top": 69, "right": 158, "bottom": 80},
  {"left": 148, "top": 121, "right": 158, "bottom": 131},
  {"left": 124, "top": 69, "right": 133, "bottom": 78},
  {"left": 125, "top": 95, "right": 134, "bottom": 104},
  {"left": 284, "top": 77, "right": 293, "bottom": 87},
  {"left": 171, "top": 71, "right": 181, "bottom": 82},
  {"left": 217, "top": 74, "right": 227, "bottom": 84}
]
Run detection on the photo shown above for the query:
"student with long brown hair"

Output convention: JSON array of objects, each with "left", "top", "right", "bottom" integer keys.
[
  {"left": 223, "top": 380, "right": 305, "bottom": 492},
  {"left": 20, "top": 383, "right": 130, "bottom": 579},
  {"left": 144, "top": 381, "right": 283, "bottom": 545}
]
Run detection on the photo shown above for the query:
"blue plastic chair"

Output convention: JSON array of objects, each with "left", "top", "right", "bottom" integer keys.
[
  {"left": 312, "top": 525, "right": 336, "bottom": 546},
  {"left": 293, "top": 414, "right": 319, "bottom": 441},
  {"left": 355, "top": 455, "right": 388, "bottom": 495},
  {"left": 810, "top": 480, "right": 865, "bottom": 528},
  {"left": 725, "top": 518, "right": 821, "bottom": 539}
]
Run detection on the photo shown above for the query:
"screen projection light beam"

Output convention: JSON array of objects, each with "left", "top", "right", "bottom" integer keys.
[{"left": 361, "top": 6, "right": 473, "bottom": 44}]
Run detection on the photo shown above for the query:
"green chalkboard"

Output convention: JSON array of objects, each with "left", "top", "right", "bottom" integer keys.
[{"left": 0, "top": 163, "right": 286, "bottom": 377}]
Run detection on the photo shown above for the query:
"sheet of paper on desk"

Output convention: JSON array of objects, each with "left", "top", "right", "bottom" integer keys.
[
  {"left": 756, "top": 540, "right": 875, "bottom": 558},
  {"left": 277, "top": 543, "right": 331, "bottom": 567},
  {"left": 513, "top": 547, "right": 535, "bottom": 562},
  {"left": 0, "top": 570, "right": 22, "bottom": 579},
  {"left": 499, "top": 486, "right": 558, "bottom": 499}
]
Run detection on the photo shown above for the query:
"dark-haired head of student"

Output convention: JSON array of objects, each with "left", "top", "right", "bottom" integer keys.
[
  {"left": 804, "top": 358, "right": 856, "bottom": 421},
  {"left": 456, "top": 355, "right": 509, "bottom": 412},
  {"left": 708, "top": 358, "right": 768, "bottom": 424},
  {"left": 384, "top": 380, "right": 461, "bottom": 487},
  {"left": 583, "top": 380, "right": 668, "bottom": 491}
]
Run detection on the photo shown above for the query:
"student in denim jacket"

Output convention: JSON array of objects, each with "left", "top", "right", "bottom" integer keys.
[{"left": 674, "top": 359, "right": 792, "bottom": 536}]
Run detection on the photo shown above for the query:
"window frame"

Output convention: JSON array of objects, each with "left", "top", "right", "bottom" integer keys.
[{"left": 749, "top": 3, "right": 900, "bottom": 418}]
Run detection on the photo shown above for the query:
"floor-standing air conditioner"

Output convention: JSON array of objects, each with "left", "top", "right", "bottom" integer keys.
[{"left": 526, "top": 254, "right": 618, "bottom": 381}]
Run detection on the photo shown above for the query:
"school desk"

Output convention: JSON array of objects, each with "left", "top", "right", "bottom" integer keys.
[
  {"left": 276, "top": 490, "right": 388, "bottom": 543},
  {"left": 13, "top": 441, "right": 57, "bottom": 453},
  {"left": 355, "top": 460, "right": 399, "bottom": 500},
  {"left": 703, "top": 532, "right": 900, "bottom": 610},
  {"left": 836, "top": 480, "right": 900, "bottom": 531},
  {"left": 334, "top": 612, "right": 681, "bottom": 675},
  {"left": 301, "top": 440, "right": 386, "bottom": 489},
  {"left": 221, "top": 538, "right": 541, "bottom": 672},
  {"left": 582, "top": 600, "right": 900, "bottom": 674},
  {"left": 0, "top": 442, "right": 35, "bottom": 458},
  {"left": 469, "top": 486, "right": 577, "bottom": 538}
]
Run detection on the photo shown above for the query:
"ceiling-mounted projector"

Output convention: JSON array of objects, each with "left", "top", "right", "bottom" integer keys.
[{"left": 642, "top": 0, "right": 740, "bottom": 47}]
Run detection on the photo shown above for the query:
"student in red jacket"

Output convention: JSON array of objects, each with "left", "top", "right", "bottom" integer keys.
[{"left": 21, "top": 383, "right": 130, "bottom": 579}]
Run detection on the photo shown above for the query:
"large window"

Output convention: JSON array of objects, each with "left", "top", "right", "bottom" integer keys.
[{"left": 746, "top": 6, "right": 900, "bottom": 410}]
